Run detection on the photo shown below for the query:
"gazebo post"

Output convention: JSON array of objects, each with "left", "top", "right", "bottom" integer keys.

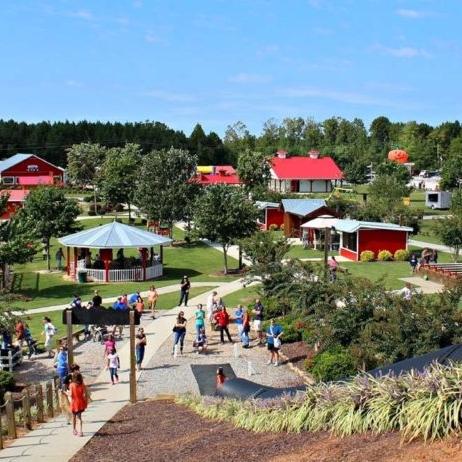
[
  {"left": 160, "top": 245, "right": 164, "bottom": 262},
  {"left": 104, "top": 260, "right": 109, "bottom": 283},
  {"left": 142, "top": 249, "right": 146, "bottom": 281},
  {"left": 66, "top": 247, "right": 70, "bottom": 276},
  {"left": 73, "top": 247, "right": 78, "bottom": 281}
]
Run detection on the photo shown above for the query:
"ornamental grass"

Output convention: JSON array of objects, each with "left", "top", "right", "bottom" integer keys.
[{"left": 177, "top": 362, "right": 462, "bottom": 441}]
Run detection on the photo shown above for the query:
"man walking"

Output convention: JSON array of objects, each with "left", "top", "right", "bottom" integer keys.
[{"left": 253, "top": 299, "right": 264, "bottom": 344}]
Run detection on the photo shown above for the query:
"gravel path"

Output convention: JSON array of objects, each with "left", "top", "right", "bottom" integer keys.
[{"left": 14, "top": 312, "right": 306, "bottom": 396}]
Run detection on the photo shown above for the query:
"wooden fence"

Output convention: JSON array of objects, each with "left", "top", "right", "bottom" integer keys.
[{"left": 0, "top": 376, "right": 61, "bottom": 449}]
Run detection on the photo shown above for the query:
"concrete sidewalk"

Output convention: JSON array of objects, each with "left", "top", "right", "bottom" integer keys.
[{"left": 0, "top": 278, "right": 248, "bottom": 462}]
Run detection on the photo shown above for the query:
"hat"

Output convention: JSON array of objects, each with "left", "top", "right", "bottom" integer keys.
[{"left": 184, "top": 275, "right": 188, "bottom": 278}]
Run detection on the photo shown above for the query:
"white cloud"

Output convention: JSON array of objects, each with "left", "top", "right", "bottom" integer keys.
[
  {"left": 141, "top": 90, "right": 196, "bottom": 103},
  {"left": 372, "top": 43, "right": 432, "bottom": 58},
  {"left": 278, "top": 86, "right": 396, "bottom": 106},
  {"left": 228, "top": 73, "right": 270, "bottom": 84},
  {"left": 65, "top": 80, "right": 83, "bottom": 87},
  {"left": 72, "top": 10, "right": 94, "bottom": 22},
  {"left": 396, "top": 8, "right": 423, "bottom": 18},
  {"left": 145, "top": 33, "right": 162, "bottom": 43}
]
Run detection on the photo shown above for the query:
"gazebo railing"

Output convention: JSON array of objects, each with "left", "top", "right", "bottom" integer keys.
[{"left": 69, "top": 262, "right": 163, "bottom": 282}]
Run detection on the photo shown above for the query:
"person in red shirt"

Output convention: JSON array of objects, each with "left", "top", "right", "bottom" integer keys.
[
  {"left": 15, "top": 319, "right": 25, "bottom": 348},
  {"left": 214, "top": 307, "right": 233, "bottom": 344},
  {"left": 68, "top": 372, "right": 87, "bottom": 437}
]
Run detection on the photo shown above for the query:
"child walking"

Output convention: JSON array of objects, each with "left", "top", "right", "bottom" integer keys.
[
  {"left": 68, "top": 372, "right": 87, "bottom": 437},
  {"left": 107, "top": 347, "right": 120, "bottom": 384}
]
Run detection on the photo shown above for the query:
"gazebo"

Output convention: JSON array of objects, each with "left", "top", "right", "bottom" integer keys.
[{"left": 58, "top": 221, "right": 173, "bottom": 283}]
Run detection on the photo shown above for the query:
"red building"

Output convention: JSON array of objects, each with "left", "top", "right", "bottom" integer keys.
[
  {"left": 0, "top": 153, "right": 64, "bottom": 187},
  {"left": 195, "top": 165, "right": 243, "bottom": 186},
  {"left": 0, "top": 189, "right": 29, "bottom": 219},
  {"left": 335, "top": 220, "right": 413, "bottom": 261},
  {"left": 269, "top": 150, "right": 344, "bottom": 193}
]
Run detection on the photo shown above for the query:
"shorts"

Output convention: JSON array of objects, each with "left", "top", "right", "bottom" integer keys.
[
  {"left": 267, "top": 342, "right": 278, "bottom": 351},
  {"left": 253, "top": 320, "right": 262, "bottom": 331}
]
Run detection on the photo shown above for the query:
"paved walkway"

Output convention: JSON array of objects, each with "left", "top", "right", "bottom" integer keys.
[{"left": 0, "top": 278, "right": 249, "bottom": 462}]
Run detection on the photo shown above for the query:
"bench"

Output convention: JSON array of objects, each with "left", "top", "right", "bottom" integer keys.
[{"left": 56, "top": 328, "right": 86, "bottom": 347}]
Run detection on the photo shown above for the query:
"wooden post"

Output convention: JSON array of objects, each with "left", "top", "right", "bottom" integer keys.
[
  {"left": 53, "top": 376, "right": 61, "bottom": 413},
  {"left": 4, "top": 392, "right": 17, "bottom": 439},
  {"left": 45, "top": 381, "right": 54, "bottom": 418},
  {"left": 66, "top": 309, "right": 74, "bottom": 366},
  {"left": 36, "top": 383, "right": 44, "bottom": 423},
  {"left": 129, "top": 310, "right": 136, "bottom": 404},
  {"left": 22, "top": 387, "right": 32, "bottom": 431}
]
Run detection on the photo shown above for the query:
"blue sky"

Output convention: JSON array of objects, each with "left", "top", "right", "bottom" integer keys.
[{"left": 0, "top": 0, "right": 460, "bottom": 137}]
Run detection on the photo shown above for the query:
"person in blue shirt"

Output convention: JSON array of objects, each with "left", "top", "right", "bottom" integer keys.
[
  {"left": 266, "top": 319, "right": 283, "bottom": 366},
  {"left": 128, "top": 292, "right": 140, "bottom": 308},
  {"left": 112, "top": 297, "right": 127, "bottom": 310},
  {"left": 234, "top": 304, "right": 244, "bottom": 341}
]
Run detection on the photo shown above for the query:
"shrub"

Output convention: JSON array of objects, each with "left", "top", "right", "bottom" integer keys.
[
  {"left": 307, "top": 346, "right": 357, "bottom": 382},
  {"left": 114, "top": 204, "right": 124, "bottom": 212},
  {"left": 360, "top": 250, "right": 375, "bottom": 262},
  {"left": 377, "top": 250, "right": 393, "bottom": 261},
  {"left": 87, "top": 210, "right": 96, "bottom": 216},
  {"left": 0, "top": 371, "right": 15, "bottom": 403},
  {"left": 394, "top": 249, "right": 409, "bottom": 261},
  {"left": 268, "top": 223, "right": 279, "bottom": 231}
]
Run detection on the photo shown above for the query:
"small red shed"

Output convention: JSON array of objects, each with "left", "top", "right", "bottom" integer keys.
[
  {"left": 0, "top": 189, "right": 30, "bottom": 219},
  {"left": 334, "top": 220, "right": 413, "bottom": 261}
]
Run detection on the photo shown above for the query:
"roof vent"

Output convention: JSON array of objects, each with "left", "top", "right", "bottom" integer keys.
[
  {"left": 309, "top": 150, "right": 320, "bottom": 159},
  {"left": 277, "top": 150, "right": 288, "bottom": 159}
]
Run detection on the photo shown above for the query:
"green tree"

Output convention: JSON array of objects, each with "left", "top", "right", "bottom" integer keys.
[
  {"left": 193, "top": 184, "right": 259, "bottom": 273},
  {"left": 236, "top": 148, "right": 272, "bottom": 197},
  {"left": 66, "top": 143, "right": 107, "bottom": 213},
  {"left": 432, "top": 216, "right": 462, "bottom": 262},
  {"left": 19, "top": 187, "right": 81, "bottom": 271},
  {"left": 134, "top": 148, "right": 198, "bottom": 237},
  {"left": 0, "top": 195, "right": 36, "bottom": 288},
  {"left": 343, "top": 160, "right": 369, "bottom": 185},
  {"left": 99, "top": 143, "right": 142, "bottom": 219}
]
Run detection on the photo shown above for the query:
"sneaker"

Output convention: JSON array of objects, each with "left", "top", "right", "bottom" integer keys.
[
  {"left": 78, "top": 432, "right": 84, "bottom": 437},
  {"left": 267, "top": 360, "right": 272, "bottom": 365},
  {"left": 274, "top": 362, "right": 279, "bottom": 367}
]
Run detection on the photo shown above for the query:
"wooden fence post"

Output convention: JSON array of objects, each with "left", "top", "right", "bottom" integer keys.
[
  {"left": 129, "top": 310, "right": 136, "bottom": 404},
  {"left": 53, "top": 376, "right": 61, "bottom": 413},
  {"left": 45, "top": 382, "right": 54, "bottom": 418},
  {"left": 36, "top": 383, "right": 44, "bottom": 423},
  {"left": 22, "top": 387, "right": 32, "bottom": 431},
  {"left": 4, "top": 392, "right": 17, "bottom": 439}
]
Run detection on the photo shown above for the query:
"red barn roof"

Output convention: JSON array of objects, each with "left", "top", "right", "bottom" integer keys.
[{"left": 270, "top": 155, "right": 344, "bottom": 180}]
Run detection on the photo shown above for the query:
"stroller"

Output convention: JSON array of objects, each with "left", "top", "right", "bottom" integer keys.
[{"left": 90, "top": 325, "right": 109, "bottom": 344}]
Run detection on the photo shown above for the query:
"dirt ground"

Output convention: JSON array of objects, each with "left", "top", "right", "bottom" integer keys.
[
  {"left": 70, "top": 342, "right": 462, "bottom": 462},
  {"left": 70, "top": 399, "right": 462, "bottom": 462}
]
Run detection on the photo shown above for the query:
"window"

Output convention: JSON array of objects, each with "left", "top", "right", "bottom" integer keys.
[
  {"left": 26, "top": 164, "right": 39, "bottom": 172},
  {"left": 342, "top": 232, "right": 357, "bottom": 252},
  {"left": 1, "top": 177, "right": 15, "bottom": 185}
]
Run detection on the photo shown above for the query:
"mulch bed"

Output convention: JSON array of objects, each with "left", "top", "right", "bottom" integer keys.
[{"left": 70, "top": 399, "right": 462, "bottom": 462}]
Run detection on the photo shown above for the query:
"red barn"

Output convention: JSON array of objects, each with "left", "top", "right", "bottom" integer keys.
[
  {"left": 0, "top": 189, "right": 29, "bottom": 219},
  {"left": 334, "top": 219, "right": 413, "bottom": 261},
  {"left": 0, "top": 153, "right": 64, "bottom": 187},
  {"left": 195, "top": 165, "right": 243, "bottom": 186}
]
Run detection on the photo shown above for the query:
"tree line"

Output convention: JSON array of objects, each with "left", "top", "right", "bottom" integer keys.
[{"left": 2, "top": 117, "right": 462, "bottom": 187}]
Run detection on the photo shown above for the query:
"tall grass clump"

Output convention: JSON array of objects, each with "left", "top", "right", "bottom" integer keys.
[{"left": 177, "top": 362, "right": 462, "bottom": 442}]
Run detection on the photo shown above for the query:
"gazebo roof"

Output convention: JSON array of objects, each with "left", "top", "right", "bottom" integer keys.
[{"left": 58, "top": 221, "right": 173, "bottom": 249}]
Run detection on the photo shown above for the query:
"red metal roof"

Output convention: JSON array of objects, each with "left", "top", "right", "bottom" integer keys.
[
  {"left": 197, "top": 173, "right": 243, "bottom": 185},
  {"left": 270, "top": 156, "right": 344, "bottom": 180},
  {"left": 0, "top": 189, "right": 29, "bottom": 201}
]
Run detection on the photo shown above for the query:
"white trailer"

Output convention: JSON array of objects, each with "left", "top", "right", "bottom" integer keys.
[{"left": 425, "top": 191, "right": 451, "bottom": 210}]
